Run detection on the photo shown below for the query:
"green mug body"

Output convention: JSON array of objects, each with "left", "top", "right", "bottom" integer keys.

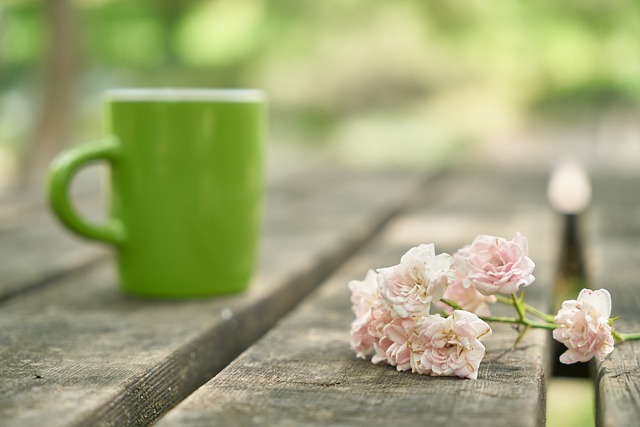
[{"left": 48, "top": 89, "right": 265, "bottom": 298}]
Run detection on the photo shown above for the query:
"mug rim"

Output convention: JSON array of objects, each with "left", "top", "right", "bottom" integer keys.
[{"left": 104, "top": 88, "right": 265, "bottom": 102}]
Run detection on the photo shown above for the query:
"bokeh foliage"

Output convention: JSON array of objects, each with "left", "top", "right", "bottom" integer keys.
[{"left": 1, "top": 0, "right": 639, "bottom": 184}]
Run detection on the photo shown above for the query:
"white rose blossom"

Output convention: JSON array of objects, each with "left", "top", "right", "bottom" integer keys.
[
  {"left": 377, "top": 244, "right": 454, "bottom": 318},
  {"left": 553, "top": 288, "right": 615, "bottom": 364},
  {"left": 412, "top": 311, "right": 491, "bottom": 379}
]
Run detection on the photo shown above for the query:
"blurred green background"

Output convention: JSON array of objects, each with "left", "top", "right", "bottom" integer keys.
[{"left": 1, "top": 0, "right": 639, "bottom": 191}]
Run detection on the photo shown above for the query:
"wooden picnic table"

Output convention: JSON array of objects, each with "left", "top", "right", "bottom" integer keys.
[{"left": 1, "top": 155, "right": 638, "bottom": 426}]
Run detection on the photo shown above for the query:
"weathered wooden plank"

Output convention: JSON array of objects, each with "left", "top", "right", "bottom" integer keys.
[
  {"left": 157, "top": 169, "right": 557, "bottom": 427},
  {"left": 0, "top": 183, "right": 109, "bottom": 302},
  {"left": 0, "top": 166, "right": 426, "bottom": 427},
  {"left": 586, "top": 173, "right": 640, "bottom": 427}
]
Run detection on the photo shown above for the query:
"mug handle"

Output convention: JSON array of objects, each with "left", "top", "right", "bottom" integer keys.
[{"left": 47, "top": 136, "right": 126, "bottom": 245}]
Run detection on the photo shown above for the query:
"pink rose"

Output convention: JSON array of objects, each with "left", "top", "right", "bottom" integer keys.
[
  {"left": 455, "top": 232, "right": 535, "bottom": 296},
  {"left": 349, "top": 270, "right": 379, "bottom": 318},
  {"left": 349, "top": 270, "right": 386, "bottom": 358},
  {"left": 378, "top": 244, "right": 454, "bottom": 318},
  {"left": 350, "top": 310, "right": 376, "bottom": 359},
  {"left": 412, "top": 310, "right": 491, "bottom": 379},
  {"left": 436, "top": 276, "right": 497, "bottom": 317},
  {"left": 371, "top": 317, "right": 416, "bottom": 371},
  {"left": 553, "top": 288, "right": 615, "bottom": 364}
]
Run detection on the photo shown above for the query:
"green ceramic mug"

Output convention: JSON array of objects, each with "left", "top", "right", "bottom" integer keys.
[{"left": 48, "top": 89, "right": 265, "bottom": 298}]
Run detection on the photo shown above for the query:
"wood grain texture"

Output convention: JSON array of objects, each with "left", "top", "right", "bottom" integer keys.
[
  {"left": 587, "top": 173, "right": 640, "bottom": 427},
  {"left": 0, "top": 166, "right": 425, "bottom": 427},
  {"left": 158, "top": 169, "right": 558, "bottom": 427},
  {"left": 0, "top": 187, "right": 108, "bottom": 302}
]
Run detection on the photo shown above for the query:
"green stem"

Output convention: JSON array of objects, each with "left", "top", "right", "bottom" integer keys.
[
  {"left": 440, "top": 298, "right": 463, "bottom": 311},
  {"left": 479, "top": 315, "right": 559, "bottom": 330},
  {"left": 615, "top": 331, "right": 640, "bottom": 342},
  {"left": 495, "top": 294, "right": 555, "bottom": 323},
  {"left": 495, "top": 295, "right": 513, "bottom": 306},
  {"left": 525, "top": 304, "right": 556, "bottom": 323},
  {"left": 442, "top": 297, "right": 558, "bottom": 330},
  {"left": 512, "top": 293, "right": 527, "bottom": 322}
]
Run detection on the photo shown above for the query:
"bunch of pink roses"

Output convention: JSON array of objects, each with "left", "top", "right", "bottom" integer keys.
[{"left": 349, "top": 232, "right": 634, "bottom": 380}]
